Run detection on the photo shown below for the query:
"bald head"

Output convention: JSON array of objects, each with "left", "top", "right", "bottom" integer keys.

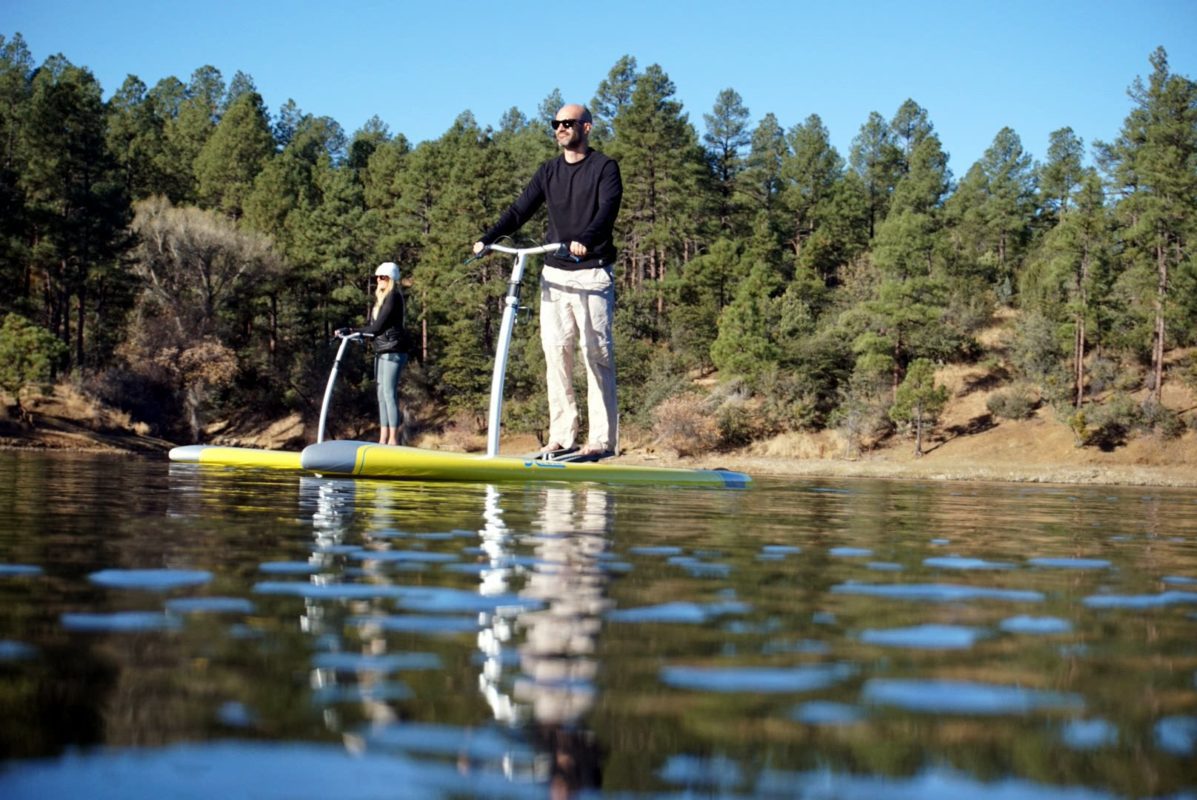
[
  {"left": 553, "top": 104, "right": 593, "bottom": 159},
  {"left": 557, "top": 103, "right": 592, "bottom": 124}
]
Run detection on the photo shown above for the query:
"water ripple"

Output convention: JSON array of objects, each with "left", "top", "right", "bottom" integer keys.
[
  {"left": 1000, "top": 615, "right": 1073, "bottom": 635},
  {"left": 924, "top": 556, "right": 1015, "bottom": 570},
  {"left": 0, "top": 639, "right": 37, "bottom": 660},
  {"left": 862, "top": 678, "right": 1084, "bottom": 714},
  {"left": 164, "top": 597, "right": 254, "bottom": 614},
  {"left": 607, "top": 601, "right": 747, "bottom": 624},
  {"left": 252, "top": 582, "right": 409, "bottom": 600},
  {"left": 88, "top": 569, "right": 212, "bottom": 591},
  {"left": 832, "top": 582, "right": 1044, "bottom": 603},
  {"left": 258, "top": 562, "right": 319, "bottom": 574},
  {"left": 60, "top": 611, "right": 182, "bottom": 632},
  {"left": 661, "top": 663, "right": 856, "bottom": 693},
  {"left": 312, "top": 651, "right": 441, "bottom": 673},
  {"left": 349, "top": 614, "right": 479, "bottom": 634},
  {"left": 791, "top": 700, "right": 867, "bottom": 725},
  {"left": 363, "top": 721, "right": 535, "bottom": 761},
  {"left": 1028, "top": 557, "right": 1112, "bottom": 570},
  {"left": 1082, "top": 591, "right": 1197, "bottom": 609},
  {"left": 859, "top": 624, "right": 987, "bottom": 649},
  {"left": 0, "top": 564, "right": 42, "bottom": 577},
  {"left": 1061, "top": 718, "right": 1119, "bottom": 750},
  {"left": 1155, "top": 715, "right": 1197, "bottom": 756}
]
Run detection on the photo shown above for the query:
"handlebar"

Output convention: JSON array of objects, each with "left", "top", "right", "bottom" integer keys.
[
  {"left": 465, "top": 242, "right": 575, "bottom": 264},
  {"left": 485, "top": 242, "right": 564, "bottom": 256}
]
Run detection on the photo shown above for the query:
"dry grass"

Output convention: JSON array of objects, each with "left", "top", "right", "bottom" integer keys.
[
  {"left": 652, "top": 394, "right": 720, "bottom": 457},
  {"left": 415, "top": 411, "right": 488, "bottom": 453},
  {"left": 33, "top": 383, "right": 149, "bottom": 436}
]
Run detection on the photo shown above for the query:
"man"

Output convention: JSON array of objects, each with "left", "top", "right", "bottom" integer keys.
[{"left": 473, "top": 104, "right": 623, "bottom": 460}]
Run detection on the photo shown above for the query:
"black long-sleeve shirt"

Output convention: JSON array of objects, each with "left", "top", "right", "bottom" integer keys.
[
  {"left": 481, "top": 149, "right": 622, "bottom": 271},
  {"left": 358, "top": 290, "right": 406, "bottom": 355}
]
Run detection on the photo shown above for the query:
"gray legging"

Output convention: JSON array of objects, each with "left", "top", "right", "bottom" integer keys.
[{"left": 375, "top": 352, "right": 408, "bottom": 428}]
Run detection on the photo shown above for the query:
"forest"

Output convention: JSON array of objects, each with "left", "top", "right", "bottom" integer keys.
[{"left": 0, "top": 32, "right": 1195, "bottom": 455}]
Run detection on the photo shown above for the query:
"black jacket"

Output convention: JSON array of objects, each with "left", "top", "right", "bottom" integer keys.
[{"left": 359, "top": 290, "right": 406, "bottom": 355}]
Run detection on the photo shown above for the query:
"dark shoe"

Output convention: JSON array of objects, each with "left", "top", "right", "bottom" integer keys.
[
  {"left": 528, "top": 444, "right": 577, "bottom": 461},
  {"left": 559, "top": 447, "right": 614, "bottom": 463}
]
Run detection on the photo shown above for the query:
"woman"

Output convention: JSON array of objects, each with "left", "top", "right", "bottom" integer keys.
[{"left": 340, "top": 262, "right": 408, "bottom": 446}]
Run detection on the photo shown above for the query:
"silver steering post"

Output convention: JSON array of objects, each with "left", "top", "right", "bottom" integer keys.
[
  {"left": 318, "top": 331, "right": 370, "bottom": 444},
  {"left": 480, "top": 243, "right": 563, "bottom": 457}
]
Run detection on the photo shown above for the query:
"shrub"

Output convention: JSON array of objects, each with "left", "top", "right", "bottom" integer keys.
[
  {"left": 715, "top": 397, "right": 759, "bottom": 449},
  {"left": 1175, "top": 355, "right": 1197, "bottom": 395},
  {"left": 986, "top": 385, "right": 1038, "bottom": 421},
  {"left": 84, "top": 367, "right": 176, "bottom": 436},
  {"left": 652, "top": 394, "right": 719, "bottom": 457},
  {"left": 1086, "top": 356, "right": 1120, "bottom": 396},
  {"left": 1082, "top": 393, "right": 1141, "bottom": 451},
  {"left": 1140, "top": 400, "right": 1185, "bottom": 439},
  {"left": 1113, "top": 365, "right": 1143, "bottom": 393},
  {"left": 0, "top": 314, "right": 68, "bottom": 413}
]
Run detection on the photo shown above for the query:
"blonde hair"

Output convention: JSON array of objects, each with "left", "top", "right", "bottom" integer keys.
[{"left": 372, "top": 276, "right": 393, "bottom": 320}]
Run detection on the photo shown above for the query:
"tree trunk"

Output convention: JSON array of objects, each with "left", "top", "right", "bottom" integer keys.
[
  {"left": 1075, "top": 250, "right": 1089, "bottom": 410},
  {"left": 913, "top": 401, "right": 924, "bottom": 457},
  {"left": 420, "top": 289, "right": 429, "bottom": 365},
  {"left": 57, "top": 261, "right": 71, "bottom": 372},
  {"left": 269, "top": 294, "right": 278, "bottom": 362},
  {"left": 1074, "top": 314, "right": 1085, "bottom": 410},
  {"left": 76, "top": 284, "right": 86, "bottom": 369},
  {"left": 1150, "top": 240, "right": 1167, "bottom": 404}
]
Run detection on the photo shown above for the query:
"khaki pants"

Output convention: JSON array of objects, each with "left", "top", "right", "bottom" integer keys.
[{"left": 539, "top": 265, "right": 617, "bottom": 451}]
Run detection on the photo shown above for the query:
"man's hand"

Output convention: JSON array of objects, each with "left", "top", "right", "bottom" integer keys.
[
  {"left": 472, "top": 241, "right": 485, "bottom": 255},
  {"left": 569, "top": 241, "right": 588, "bottom": 258}
]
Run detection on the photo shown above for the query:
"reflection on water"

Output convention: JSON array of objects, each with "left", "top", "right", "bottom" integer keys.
[{"left": 0, "top": 450, "right": 1195, "bottom": 798}]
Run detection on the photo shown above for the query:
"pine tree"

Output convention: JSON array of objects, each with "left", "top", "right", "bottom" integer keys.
[
  {"left": 0, "top": 34, "right": 33, "bottom": 318},
  {"left": 164, "top": 66, "right": 225, "bottom": 203},
  {"left": 195, "top": 90, "right": 275, "bottom": 219},
  {"left": 873, "top": 134, "right": 951, "bottom": 280},
  {"left": 666, "top": 237, "right": 743, "bottom": 372},
  {"left": 1021, "top": 168, "right": 1113, "bottom": 409},
  {"left": 889, "top": 357, "right": 949, "bottom": 456},
  {"left": 590, "top": 55, "right": 637, "bottom": 146},
  {"left": 942, "top": 127, "right": 1036, "bottom": 304},
  {"left": 608, "top": 63, "right": 708, "bottom": 309},
  {"left": 703, "top": 88, "right": 751, "bottom": 234},
  {"left": 19, "top": 54, "right": 130, "bottom": 369},
  {"left": 1097, "top": 47, "right": 1197, "bottom": 404},
  {"left": 980, "top": 127, "right": 1037, "bottom": 297},
  {"left": 1038, "top": 127, "right": 1086, "bottom": 223},
  {"left": 710, "top": 259, "right": 782, "bottom": 382},
  {"left": 780, "top": 114, "right": 843, "bottom": 280},
  {"left": 850, "top": 111, "right": 903, "bottom": 239},
  {"left": 890, "top": 99, "right": 934, "bottom": 166},
  {"left": 737, "top": 113, "right": 786, "bottom": 208},
  {"left": 106, "top": 76, "right": 173, "bottom": 201},
  {"left": 0, "top": 313, "right": 68, "bottom": 416},
  {"left": 144, "top": 76, "right": 194, "bottom": 203}
]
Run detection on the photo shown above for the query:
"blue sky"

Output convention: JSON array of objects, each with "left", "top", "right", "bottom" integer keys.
[{"left": 5, "top": 0, "right": 1196, "bottom": 173}]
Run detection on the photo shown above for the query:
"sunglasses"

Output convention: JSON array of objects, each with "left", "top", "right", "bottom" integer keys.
[{"left": 550, "top": 118, "right": 581, "bottom": 130}]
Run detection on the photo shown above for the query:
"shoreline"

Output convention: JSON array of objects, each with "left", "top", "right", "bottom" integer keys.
[
  {"left": 2, "top": 430, "right": 1193, "bottom": 490},
  {"left": 664, "top": 454, "right": 1197, "bottom": 489}
]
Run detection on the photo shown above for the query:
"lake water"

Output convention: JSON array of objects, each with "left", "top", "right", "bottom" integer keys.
[{"left": 0, "top": 450, "right": 1195, "bottom": 799}]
